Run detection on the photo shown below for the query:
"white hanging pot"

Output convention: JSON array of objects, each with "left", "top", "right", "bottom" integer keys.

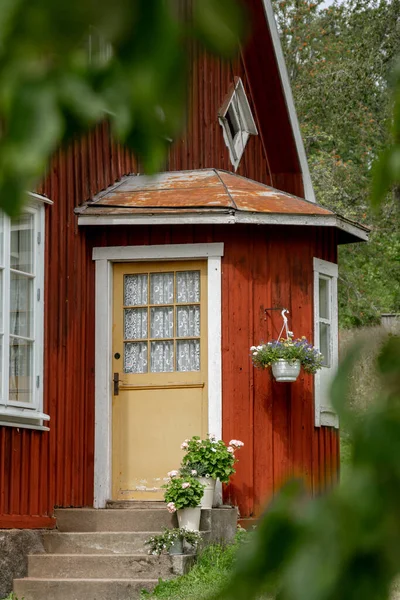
[
  {"left": 198, "top": 477, "right": 216, "bottom": 509},
  {"left": 272, "top": 359, "right": 301, "bottom": 382},
  {"left": 177, "top": 507, "right": 201, "bottom": 531}
]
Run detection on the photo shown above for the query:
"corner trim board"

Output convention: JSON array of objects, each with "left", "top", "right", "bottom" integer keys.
[{"left": 93, "top": 243, "right": 224, "bottom": 508}]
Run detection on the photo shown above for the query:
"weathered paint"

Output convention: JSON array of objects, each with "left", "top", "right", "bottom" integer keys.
[
  {"left": 77, "top": 170, "right": 332, "bottom": 216},
  {"left": 0, "top": 12, "right": 339, "bottom": 525}
]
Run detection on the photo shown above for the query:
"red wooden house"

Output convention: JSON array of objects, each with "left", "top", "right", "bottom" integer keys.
[{"left": 0, "top": 0, "right": 368, "bottom": 531}]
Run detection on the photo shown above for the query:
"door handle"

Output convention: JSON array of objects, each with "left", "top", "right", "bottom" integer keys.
[{"left": 113, "top": 372, "right": 120, "bottom": 396}]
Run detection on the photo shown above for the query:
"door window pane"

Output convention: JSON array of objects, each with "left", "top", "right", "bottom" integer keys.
[
  {"left": 150, "top": 273, "right": 174, "bottom": 305},
  {"left": 11, "top": 213, "right": 34, "bottom": 274},
  {"left": 177, "top": 305, "right": 200, "bottom": 337},
  {"left": 10, "top": 273, "right": 32, "bottom": 338},
  {"left": 319, "top": 277, "right": 330, "bottom": 320},
  {"left": 150, "top": 341, "right": 174, "bottom": 372},
  {"left": 124, "top": 308, "right": 147, "bottom": 340},
  {"left": 176, "top": 271, "right": 200, "bottom": 303},
  {"left": 177, "top": 339, "right": 200, "bottom": 372},
  {"left": 319, "top": 322, "right": 330, "bottom": 368},
  {"left": 124, "top": 342, "right": 148, "bottom": 374},
  {"left": 9, "top": 338, "right": 33, "bottom": 403},
  {"left": 124, "top": 274, "right": 148, "bottom": 306},
  {"left": 150, "top": 307, "right": 173, "bottom": 339}
]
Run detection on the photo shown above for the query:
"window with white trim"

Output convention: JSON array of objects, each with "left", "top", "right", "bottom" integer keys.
[
  {"left": 313, "top": 258, "right": 339, "bottom": 429},
  {"left": 218, "top": 78, "right": 258, "bottom": 170},
  {"left": 0, "top": 202, "right": 49, "bottom": 431}
]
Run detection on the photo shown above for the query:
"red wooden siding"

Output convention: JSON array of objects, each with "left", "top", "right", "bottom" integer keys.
[{"left": 0, "top": 27, "right": 328, "bottom": 525}]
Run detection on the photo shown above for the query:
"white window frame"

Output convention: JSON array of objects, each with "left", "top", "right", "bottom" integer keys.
[
  {"left": 218, "top": 78, "right": 258, "bottom": 170},
  {"left": 0, "top": 201, "right": 49, "bottom": 431},
  {"left": 313, "top": 257, "right": 339, "bottom": 429}
]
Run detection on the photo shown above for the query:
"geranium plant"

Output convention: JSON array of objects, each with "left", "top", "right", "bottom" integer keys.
[
  {"left": 251, "top": 336, "right": 324, "bottom": 374},
  {"left": 145, "top": 527, "right": 202, "bottom": 556},
  {"left": 162, "top": 474, "right": 205, "bottom": 512},
  {"left": 180, "top": 435, "right": 244, "bottom": 483}
]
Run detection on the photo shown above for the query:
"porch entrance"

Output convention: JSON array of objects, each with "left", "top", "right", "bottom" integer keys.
[{"left": 112, "top": 260, "right": 208, "bottom": 500}]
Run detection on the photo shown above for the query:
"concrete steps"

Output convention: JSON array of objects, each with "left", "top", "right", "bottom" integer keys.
[
  {"left": 13, "top": 508, "right": 190, "bottom": 600},
  {"left": 13, "top": 578, "right": 158, "bottom": 600},
  {"left": 28, "top": 553, "right": 174, "bottom": 579},
  {"left": 41, "top": 531, "right": 154, "bottom": 555},
  {"left": 13, "top": 506, "right": 237, "bottom": 600},
  {"left": 55, "top": 508, "right": 177, "bottom": 532}
]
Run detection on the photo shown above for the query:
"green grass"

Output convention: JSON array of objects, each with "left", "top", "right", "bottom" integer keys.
[{"left": 140, "top": 533, "right": 246, "bottom": 600}]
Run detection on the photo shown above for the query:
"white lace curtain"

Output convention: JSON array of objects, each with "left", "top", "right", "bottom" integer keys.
[{"left": 123, "top": 271, "right": 200, "bottom": 374}]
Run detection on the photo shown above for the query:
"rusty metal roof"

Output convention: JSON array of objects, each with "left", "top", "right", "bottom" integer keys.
[
  {"left": 77, "top": 169, "right": 330, "bottom": 215},
  {"left": 76, "top": 169, "right": 369, "bottom": 243}
]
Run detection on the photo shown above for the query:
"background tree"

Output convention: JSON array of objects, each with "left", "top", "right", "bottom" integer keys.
[{"left": 273, "top": 0, "right": 400, "bottom": 327}]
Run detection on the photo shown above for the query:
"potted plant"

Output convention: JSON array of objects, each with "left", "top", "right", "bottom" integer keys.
[
  {"left": 180, "top": 435, "right": 244, "bottom": 508},
  {"left": 251, "top": 336, "right": 324, "bottom": 382},
  {"left": 163, "top": 474, "right": 205, "bottom": 531},
  {"left": 145, "top": 527, "right": 203, "bottom": 556}
]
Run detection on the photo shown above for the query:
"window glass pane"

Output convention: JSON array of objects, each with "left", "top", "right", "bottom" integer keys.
[
  {"left": 177, "top": 305, "right": 200, "bottom": 337},
  {"left": 11, "top": 213, "right": 34, "bottom": 274},
  {"left": 150, "top": 341, "right": 174, "bottom": 372},
  {"left": 177, "top": 340, "right": 200, "bottom": 372},
  {"left": 319, "top": 322, "right": 330, "bottom": 368},
  {"left": 124, "top": 308, "right": 147, "bottom": 340},
  {"left": 176, "top": 271, "right": 200, "bottom": 303},
  {"left": 150, "top": 273, "right": 174, "bottom": 305},
  {"left": 319, "top": 277, "right": 330, "bottom": 320},
  {"left": 150, "top": 307, "right": 173, "bottom": 339},
  {"left": 124, "top": 274, "right": 148, "bottom": 306},
  {"left": 10, "top": 273, "right": 33, "bottom": 338},
  {"left": 124, "top": 342, "right": 147, "bottom": 374},
  {"left": 9, "top": 338, "right": 33, "bottom": 403},
  {"left": 226, "top": 103, "right": 240, "bottom": 139}
]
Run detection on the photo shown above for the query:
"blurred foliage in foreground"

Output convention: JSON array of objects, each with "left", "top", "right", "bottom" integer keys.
[
  {"left": 214, "top": 56, "right": 400, "bottom": 600},
  {"left": 0, "top": 0, "right": 244, "bottom": 216},
  {"left": 216, "top": 334, "right": 400, "bottom": 600}
]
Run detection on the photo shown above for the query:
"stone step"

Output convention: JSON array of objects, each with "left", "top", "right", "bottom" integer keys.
[
  {"left": 55, "top": 508, "right": 177, "bottom": 532},
  {"left": 106, "top": 500, "right": 166, "bottom": 510},
  {"left": 13, "top": 578, "right": 157, "bottom": 600},
  {"left": 41, "top": 531, "right": 154, "bottom": 555},
  {"left": 28, "top": 553, "right": 175, "bottom": 580}
]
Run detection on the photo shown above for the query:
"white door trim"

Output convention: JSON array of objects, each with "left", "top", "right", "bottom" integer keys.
[{"left": 93, "top": 243, "right": 224, "bottom": 508}]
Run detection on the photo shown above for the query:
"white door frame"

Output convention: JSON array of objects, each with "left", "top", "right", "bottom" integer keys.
[{"left": 92, "top": 243, "right": 224, "bottom": 508}]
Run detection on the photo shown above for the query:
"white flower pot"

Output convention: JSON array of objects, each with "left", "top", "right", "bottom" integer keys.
[
  {"left": 272, "top": 359, "right": 301, "bottom": 382},
  {"left": 177, "top": 507, "right": 201, "bottom": 531},
  {"left": 168, "top": 537, "right": 184, "bottom": 555},
  {"left": 198, "top": 477, "right": 216, "bottom": 509}
]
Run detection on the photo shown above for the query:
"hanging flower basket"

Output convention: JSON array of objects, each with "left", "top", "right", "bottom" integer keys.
[{"left": 251, "top": 338, "right": 323, "bottom": 382}]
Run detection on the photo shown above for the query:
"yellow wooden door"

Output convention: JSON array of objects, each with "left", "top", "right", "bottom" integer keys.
[{"left": 112, "top": 261, "right": 208, "bottom": 500}]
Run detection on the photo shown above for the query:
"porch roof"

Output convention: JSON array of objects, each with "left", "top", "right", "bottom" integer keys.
[{"left": 76, "top": 169, "right": 369, "bottom": 244}]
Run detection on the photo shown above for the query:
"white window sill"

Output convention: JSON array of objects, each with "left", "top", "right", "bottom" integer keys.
[{"left": 0, "top": 409, "right": 50, "bottom": 431}]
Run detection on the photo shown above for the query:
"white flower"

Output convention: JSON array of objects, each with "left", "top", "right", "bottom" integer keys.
[
  {"left": 180, "top": 442, "right": 189, "bottom": 450},
  {"left": 211, "top": 447, "right": 217, "bottom": 452},
  {"left": 182, "top": 482, "right": 191, "bottom": 489},
  {"left": 252, "top": 352, "right": 258, "bottom": 356},
  {"left": 250, "top": 346, "right": 257, "bottom": 351},
  {"left": 257, "top": 345, "right": 263, "bottom": 350},
  {"left": 167, "top": 470, "right": 179, "bottom": 478},
  {"left": 229, "top": 439, "right": 244, "bottom": 448},
  {"left": 227, "top": 446, "right": 234, "bottom": 454},
  {"left": 191, "top": 469, "right": 197, "bottom": 476},
  {"left": 166, "top": 502, "right": 176, "bottom": 513},
  {"left": 288, "top": 331, "right": 294, "bottom": 336}
]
